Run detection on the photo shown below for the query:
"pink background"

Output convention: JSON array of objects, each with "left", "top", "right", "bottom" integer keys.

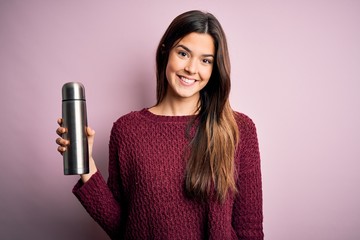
[{"left": 1, "top": 1, "right": 359, "bottom": 239}]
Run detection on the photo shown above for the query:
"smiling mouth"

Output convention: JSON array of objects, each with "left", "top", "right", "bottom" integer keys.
[{"left": 179, "top": 75, "right": 197, "bottom": 85}]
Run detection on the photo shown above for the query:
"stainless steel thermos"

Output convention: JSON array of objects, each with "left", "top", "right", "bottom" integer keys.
[{"left": 62, "top": 82, "right": 89, "bottom": 175}]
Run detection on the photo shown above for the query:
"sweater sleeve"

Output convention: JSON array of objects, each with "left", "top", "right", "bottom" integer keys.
[
  {"left": 232, "top": 114, "right": 264, "bottom": 239},
  {"left": 72, "top": 123, "right": 124, "bottom": 239}
]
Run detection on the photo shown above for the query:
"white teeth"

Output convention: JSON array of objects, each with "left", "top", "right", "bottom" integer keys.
[{"left": 180, "top": 76, "right": 195, "bottom": 84}]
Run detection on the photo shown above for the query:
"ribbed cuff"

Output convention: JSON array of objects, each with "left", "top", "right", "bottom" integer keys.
[{"left": 72, "top": 170, "right": 106, "bottom": 199}]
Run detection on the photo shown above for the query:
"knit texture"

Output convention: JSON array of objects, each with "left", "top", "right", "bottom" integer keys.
[{"left": 73, "top": 108, "right": 263, "bottom": 240}]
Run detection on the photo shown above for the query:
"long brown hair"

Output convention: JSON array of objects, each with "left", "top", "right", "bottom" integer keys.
[{"left": 155, "top": 10, "right": 239, "bottom": 202}]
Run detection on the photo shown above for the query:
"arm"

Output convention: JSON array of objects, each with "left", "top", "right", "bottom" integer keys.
[
  {"left": 232, "top": 115, "right": 264, "bottom": 239},
  {"left": 72, "top": 123, "right": 124, "bottom": 239}
]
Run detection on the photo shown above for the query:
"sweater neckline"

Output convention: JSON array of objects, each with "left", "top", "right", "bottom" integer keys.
[{"left": 140, "top": 108, "right": 197, "bottom": 123}]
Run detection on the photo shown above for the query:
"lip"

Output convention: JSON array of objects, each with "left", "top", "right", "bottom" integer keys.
[{"left": 177, "top": 75, "right": 198, "bottom": 86}]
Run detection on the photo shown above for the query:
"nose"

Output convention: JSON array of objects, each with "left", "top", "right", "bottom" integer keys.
[{"left": 184, "top": 59, "right": 198, "bottom": 75}]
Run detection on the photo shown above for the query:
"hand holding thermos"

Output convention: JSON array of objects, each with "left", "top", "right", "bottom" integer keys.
[{"left": 56, "top": 82, "right": 97, "bottom": 182}]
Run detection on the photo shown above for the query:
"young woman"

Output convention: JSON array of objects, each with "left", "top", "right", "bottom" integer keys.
[{"left": 56, "top": 10, "right": 264, "bottom": 240}]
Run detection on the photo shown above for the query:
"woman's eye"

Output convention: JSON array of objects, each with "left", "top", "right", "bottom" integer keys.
[
  {"left": 203, "top": 59, "right": 213, "bottom": 64},
  {"left": 178, "top": 51, "right": 188, "bottom": 57}
]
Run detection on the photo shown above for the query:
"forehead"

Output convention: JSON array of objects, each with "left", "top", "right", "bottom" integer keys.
[{"left": 175, "top": 32, "right": 215, "bottom": 55}]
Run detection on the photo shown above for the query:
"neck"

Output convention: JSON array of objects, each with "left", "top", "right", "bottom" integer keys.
[{"left": 150, "top": 95, "right": 200, "bottom": 116}]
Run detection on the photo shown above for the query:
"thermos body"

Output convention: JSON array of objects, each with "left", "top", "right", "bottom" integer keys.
[{"left": 62, "top": 82, "right": 89, "bottom": 175}]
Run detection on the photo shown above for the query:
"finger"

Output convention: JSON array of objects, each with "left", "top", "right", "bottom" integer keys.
[
  {"left": 86, "top": 126, "right": 95, "bottom": 136},
  {"left": 56, "top": 137, "right": 69, "bottom": 146},
  {"left": 56, "top": 127, "right": 67, "bottom": 136},
  {"left": 57, "top": 118, "right": 63, "bottom": 126},
  {"left": 57, "top": 146, "right": 66, "bottom": 154}
]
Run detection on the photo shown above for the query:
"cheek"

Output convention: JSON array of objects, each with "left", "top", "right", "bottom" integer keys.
[
  {"left": 201, "top": 67, "right": 213, "bottom": 82},
  {"left": 165, "top": 55, "right": 176, "bottom": 80},
  {"left": 165, "top": 62, "right": 172, "bottom": 82}
]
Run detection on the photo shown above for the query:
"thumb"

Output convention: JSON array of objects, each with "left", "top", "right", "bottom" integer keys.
[{"left": 86, "top": 126, "right": 95, "bottom": 137}]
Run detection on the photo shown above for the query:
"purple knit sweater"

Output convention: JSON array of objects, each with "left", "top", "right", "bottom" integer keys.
[{"left": 73, "top": 108, "right": 263, "bottom": 240}]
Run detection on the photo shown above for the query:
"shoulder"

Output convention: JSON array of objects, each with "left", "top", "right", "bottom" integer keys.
[
  {"left": 113, "top": 108, "right": 147, "bottom": 126},
  {"left": 233, "top": 111, "right": 257, "bottom": 134},
  {"left": 109, "top": 109, "right": 148, "bottom": 137},
  {"left": 233, "top": 111, "right": 260, "bottom": 152}
]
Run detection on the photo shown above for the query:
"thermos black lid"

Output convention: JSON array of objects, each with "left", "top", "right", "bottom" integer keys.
[{"left": 62, "top": 82, "right": 86, "bottom": 101}]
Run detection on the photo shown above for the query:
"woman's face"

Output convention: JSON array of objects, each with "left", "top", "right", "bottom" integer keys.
[{"left": 165, "top": 32, "right": 215, "bottom": 102}]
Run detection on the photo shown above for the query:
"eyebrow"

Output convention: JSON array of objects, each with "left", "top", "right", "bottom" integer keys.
[{"left": 176, "top": 44, "right": 214, "bottom": 58}]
